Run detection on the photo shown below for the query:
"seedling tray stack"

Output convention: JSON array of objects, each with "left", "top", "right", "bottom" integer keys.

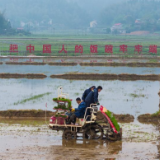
[{"left": 52, "top": 98, "right": 72, "bottom": 124}]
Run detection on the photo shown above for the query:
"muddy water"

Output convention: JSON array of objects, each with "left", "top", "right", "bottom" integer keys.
[
  {"left": 0, "top": 121, "right": 159, "bottom": 160},
  {"left": 0, "top": 78, "right": 159, "bottom": 118},
  {"left": 1, "top": 63, "right": 160, "bottom": 75},
  {"left": 0, "top": 64, "right": 160, "bottom": 159}
]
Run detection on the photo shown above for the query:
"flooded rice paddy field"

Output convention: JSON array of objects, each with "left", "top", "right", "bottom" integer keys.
[
  {"left": 0, "top": 64, "right": 160, "bottom": 159},
  {"left": 0, "top": 78, "right": 159, "bottom": 118},
  {"left": 0, "top": 120, "right": 159, "bottom": 160},
  {"left": 1, "top": 63, "right": 160, "bottom": 75}
]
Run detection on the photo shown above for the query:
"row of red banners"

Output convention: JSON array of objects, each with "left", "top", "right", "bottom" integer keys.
[{"left": 8, "top": 44, "right": 158, "bottom": 54}]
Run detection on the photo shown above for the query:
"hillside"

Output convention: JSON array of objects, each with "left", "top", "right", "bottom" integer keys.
[{"left": 99, "top": 0, "right": 160, "bottom": 33}]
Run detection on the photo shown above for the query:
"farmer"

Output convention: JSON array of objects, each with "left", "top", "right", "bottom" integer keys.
[
  {"left": 67, "top": 97, "right": 86, "bottom": 124},
  {"left": 82, "top": 86, "right": 95, "bottom": 101},
  {"left": 85, "top": 86, "right": 103, "bottom": 120}
]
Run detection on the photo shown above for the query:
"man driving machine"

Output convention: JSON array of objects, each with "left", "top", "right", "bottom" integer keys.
[{"left": 67, "top": 98, "right": 86, "bottom": 124}]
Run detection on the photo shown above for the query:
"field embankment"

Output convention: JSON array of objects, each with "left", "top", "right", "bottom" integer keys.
[
  {"left": 97, "top": 112, "right": 134, "bottom": 123},
  {"left": 138, "top": 111, "right": 160, "bottom": 123},
  {"left": 6, "top": 62, "right": 46, "bottom": 65},
  {"left": 0, "top": 110, "right": 134, "bottom": 123},
  {"left": 0, "top": 110, "right": 54, "bottom": 119},
  {"left": 0, "top": 73, "right": 47, "bottom": 79},
  {"left": 80, "top": 62, "right": 160, "bottom": 67},
  {"left": 50, "top": 73, "right": 160, "bottom": 81},
  {"left": 48, "top": 62, "right": 77, "bottom": 66},
  {"left": 4, "top": 62, "right": 160, "bottom": 67}
]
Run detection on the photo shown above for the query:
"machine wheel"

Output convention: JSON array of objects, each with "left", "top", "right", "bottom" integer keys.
[
  {"left": 83, "top": 128, "right": 95, "bottom": 140},
  {"left": 62, "top": 129, "right": 77, "bottom": 140},
  {"left": 92, "top": 124, "right": 104, "bottom": 139},
  {"left": 107, "top": 133, "right": 118, "bottom": 141},
  {"left": 83, "top": 124, "right": 103, "bottom": 140}
]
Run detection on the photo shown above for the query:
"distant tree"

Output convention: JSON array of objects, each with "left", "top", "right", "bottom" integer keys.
[
  {"left": 0, "top": 11, "right": 30, "bottom": 35},
  {"left": 112, "top": 29, "right": 119, "bottom": 35},
  {"left": 0, "top": 12, "right": 12, "bottom": 34},
  {"left": 99, "top": 0, "right": 160, "bottom": 32},
  {"left": 105, "top": 28, "right": 111, "bottom": 34}
]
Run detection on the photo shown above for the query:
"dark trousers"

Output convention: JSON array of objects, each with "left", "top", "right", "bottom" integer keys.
[{"left": 68, "top": 113, "right": 76, "bottom": 124}]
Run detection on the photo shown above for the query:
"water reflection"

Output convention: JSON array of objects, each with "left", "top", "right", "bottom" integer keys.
[
  {"left": 0, "top": 78, "right": 159, "bottom": 118},
  {"left": 1, "top": 63, "right": 160, "bottom": 75},
  {"left": 49, "top": 139, "right": 122, "bottom": 160},
  {"left": 49, "top": 139, "right": 158, "bottom": 159}
]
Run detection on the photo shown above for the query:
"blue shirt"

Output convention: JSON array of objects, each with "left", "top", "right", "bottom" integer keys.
[{"left": 75, "top": 101, "right": 86, "bottom": 118}]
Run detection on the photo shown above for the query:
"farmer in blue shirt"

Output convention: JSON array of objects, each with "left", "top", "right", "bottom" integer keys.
[
  {"left": 67, "top": 98, "right": 86, "bottom": 124},
  {"left": 85, "top": 86, "right": 103, "bottom": 107},
  {"left": 82, "top": 86, "right": 95, "bottom": 101},
  {"left": 85, "top": 86, "right": 103, "bottom": 120}
]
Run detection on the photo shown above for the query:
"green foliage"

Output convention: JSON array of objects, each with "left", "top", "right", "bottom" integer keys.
[
  {"left": 129, "top": 93, "right": 145, "bottom": 98},
  {"left": 105, "top": 110, "right": 120, "bottom": 132},
  {"left": 152, "top": 110, "right": 160, "bottom": 117},
  {"left": 100, "top": 0, "right": 160, "bottom": 32},
  {"left": 53, "top": 98, "right": 72, "bottom": 110},
  {"left": 55, "top": 113, "right": 67, "bottom": 118},
  {"left": 0, "top": 0, "right": 90, "bottom": 29},
  {"left": 0, "top": 12, "right": 13, "bottom": 35},
  {"left": 14, "top": 92, "right": 52, "bottom": 105},
  {"left": 148, "top": 59, "right": 159, "bottom": 63},
  {"left": 54, "top": 105, "right": 70, "bottom": 110},
  {"left": 0, "top": 11, "right": 30, "bottom": 35}
]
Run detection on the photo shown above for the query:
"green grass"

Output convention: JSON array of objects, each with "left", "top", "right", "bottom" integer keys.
[
  {"left": 152, "top": 110, "right": 160, "bottom": 117},
  {"left": 14, "top": 92, "right": 52, "bottom": 105},
  {"left": 148, "top": 59, "right": 159, "bottom": 63},
  {"left": 129, "top": 93, "right": 145, "bottom": 98},
  {"left": 1, "top": 34, "right": 160, "bottom": 56},
  {"left": 55, "top": 113, "right": 67, "bottom": 118}
]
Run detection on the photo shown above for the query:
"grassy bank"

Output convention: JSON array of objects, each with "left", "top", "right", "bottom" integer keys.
[{"left": 1, "top": 35, "right": 160, "bottom": 56}]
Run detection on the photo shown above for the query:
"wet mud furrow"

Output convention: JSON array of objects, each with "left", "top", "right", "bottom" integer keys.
[
  {"left": 0, "top": 110, "right": 54, "bottom": 118},
  {"left": 48, "top": 62, "right": 77, "bottom": 66},
  {"left": 6, "top": 62, "right": 46, "bottom": 65},
  {"left": 0, "top": 110, "right": 134, "bottom": 123},
  {"left": 138, "top": 114, "right": 160, "bottom": 123},
  {"left": 50, "top": 73, "right": 160, "bottom": 81},
  {"left": 80, "top": 62, "right": 160, "bottom": 67},
  {"left": 0, "top": 73, "right": 47, "bottom": 79}
]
